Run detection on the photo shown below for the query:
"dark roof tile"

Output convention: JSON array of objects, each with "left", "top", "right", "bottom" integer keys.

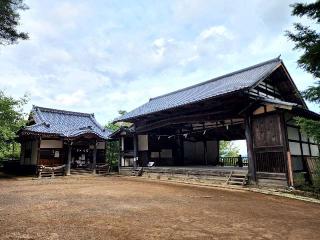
[
  {"left": 116, "top": 57, "right": 282, "bottom": 122},
  {"left": 22, "top": 106, "right": 111, "bottom": 139}
]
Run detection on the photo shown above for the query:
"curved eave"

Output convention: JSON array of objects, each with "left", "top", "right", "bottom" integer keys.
[
  {"left": 113, "top": 88, "right": 247, "bottom": 123},
  {"left": 19, "top": 129, "right": 109, "bottom": 140},
  {"left": 65, "top": 129, "right": 109, "bottom": 140},
  {"left": 291, "top": 107, "right": 320, "bottom": 121}
]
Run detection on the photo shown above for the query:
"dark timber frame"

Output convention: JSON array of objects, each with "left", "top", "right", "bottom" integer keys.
[
  {"left": 112, "top": 58, "right": 320, "bottom": 187},
  {"left": 18, "top": 106, "right": 110, "bottom": 175}
]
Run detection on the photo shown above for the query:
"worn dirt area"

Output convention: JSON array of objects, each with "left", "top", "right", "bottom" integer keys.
[{"left": 0, "top": 176, "right": 319, "bottom": 240}]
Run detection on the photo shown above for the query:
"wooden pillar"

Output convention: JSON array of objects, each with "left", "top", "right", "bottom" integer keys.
[
  {"left": 203, "top": 140, "right": 207, "bottom": 165},
  {"left": 133, "top": 134, "right": 138, "bottom": 169},
  {"left": 216, "top": 140, "right": 220, "bottom": 165},
  {"left": 66, "top": 141, "right": 72, "bottom": 176},
  {"left": 119, "top": 137, "right": 123, "bottom": 173},
  {"left": 245, "top": 116, "right": 256, "bottom": 183},
  {"left": 36, "top": 137, "right": 41, "bottom": 165},
  {"left": 287, "top": 151, "right": 294, "bottom": 187},
  {"left": 92, "top": 141, "right": 97, "bottom": 174},
  {"left": 179, "top": 134, "right": 184, "bottom": 165}
]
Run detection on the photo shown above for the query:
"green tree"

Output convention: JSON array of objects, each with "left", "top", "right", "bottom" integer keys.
[
  {"left": 286, "top": 1, "right": 320, "bottom": 143},
  {"left": 0, "top": 0, "right": 29, "bottom": 45},
  {"left": 105, "top": 110, "right": 127, "bottom": 169},
  {"left": 0, "top": 91, "right": 28, "bottom": 161},
  {"left": 219, "top": 141, "right": 240, "bottom": 157}
]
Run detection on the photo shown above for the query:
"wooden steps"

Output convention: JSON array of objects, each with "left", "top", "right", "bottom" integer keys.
[
  {"left": 70, "top": 168, "right": 93, "bottom": 176},
  {"left": 131, "top": 167, "right": 144, "bottom": 176},
  {"left": 96, "top": 164, "right": 111, "bottom": 175},
  {"left": 227, "top": 171, "right": 247, "bottom": 186},
  {"left": 256, "top": 172, "right": 287, "bottom": 188}
]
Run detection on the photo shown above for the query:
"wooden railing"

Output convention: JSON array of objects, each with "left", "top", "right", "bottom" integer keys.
[
  {"left": 37, "top": 164, "right": 66, "bottom": 178},
  {"left": 218, "top": 157, "right": 248, "bottom": 167},
  {"left": 305, "top": 156, "right": 320, "bottom": 184},
  {"left": 38, "top": 159, "right": 64, "bottom": 166},
  {"left": 255, "top": 151, "right": 286, "bottom": 173}
]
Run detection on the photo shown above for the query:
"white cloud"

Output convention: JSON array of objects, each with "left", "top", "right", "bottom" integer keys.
[
  {"left": 199, "top": 26, "right": 234, "bottom": 41},
  {"left": 0, "top": 0, "right": 318, "bottom": 125},
  {"left": 54, "top": 90, "right": 86, "bottom": 106}
]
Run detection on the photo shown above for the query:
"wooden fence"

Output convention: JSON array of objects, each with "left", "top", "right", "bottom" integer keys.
[
  {"left": 219, "top": 156, "right": 248, "bottom": 167},
  {"left": 255, "top": 151, "right": 286, "bottom": 173}
]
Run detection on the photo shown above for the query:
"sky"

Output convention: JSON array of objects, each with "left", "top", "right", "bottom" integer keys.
[{"left": 0, "top": 0, "right": 318, "bottom": 131}]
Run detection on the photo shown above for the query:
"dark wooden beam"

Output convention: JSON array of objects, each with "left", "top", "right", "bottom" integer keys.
[
  {"left": 245, "top": 115, "right": 256, "bottom": 183},
  {"left": 136, "top": 110, "right": 237, "bottom": 132}
]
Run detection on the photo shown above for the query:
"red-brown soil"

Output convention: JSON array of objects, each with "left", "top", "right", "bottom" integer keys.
[{"left": 0, "top": 176, "right": 319, "bottom": 240}]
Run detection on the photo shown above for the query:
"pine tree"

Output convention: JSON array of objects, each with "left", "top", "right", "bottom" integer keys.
[
  {"left": 0, "top": 0, "right": 29, "bottom": 45},
  {"left": 286, "top": 1, "right": 320, "bottom": 142}
]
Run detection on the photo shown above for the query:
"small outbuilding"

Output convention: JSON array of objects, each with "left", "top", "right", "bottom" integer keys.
[{"left": 18, "top": 106, "right": 111, "bottom": 175}]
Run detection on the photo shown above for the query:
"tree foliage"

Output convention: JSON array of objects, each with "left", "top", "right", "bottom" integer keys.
[
  {"left": 105, "top": 110, "right": 127, "bottom": 168},
  {"left": 0, "top": 91, "right": 28, "bottom": 160},
  {"left": 302, "top": 80, "right": 320, "bottom": 104},
  {"left": 286, "top": 1, "right": 320, "bottom": 79},
  {"left": 219, "top": 141, "right": 240, "bottom": 157},
  {"left": 286, "top": 1, "right": 320, "bottom": 143},
  {"left": 0, "top": 0, "right": 29, "bottom": 45}
]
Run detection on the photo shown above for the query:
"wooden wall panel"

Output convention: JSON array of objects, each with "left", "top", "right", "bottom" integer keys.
[{"left": 252, "top": 114, "right": 282, "bottom": 148}]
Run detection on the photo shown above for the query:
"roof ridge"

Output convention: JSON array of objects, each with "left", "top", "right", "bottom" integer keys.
[
  {"left": 33, "top": 106, "right": 93, "bottom": 117},
  {"left": 33, "top": 107, "right": 47, "bottom": 125},
  {"left": 89, "top": 114, "right": 107, "bottom": 132},
  {"left": 150, "top": 56, "right": 281, "bottom": 101}
]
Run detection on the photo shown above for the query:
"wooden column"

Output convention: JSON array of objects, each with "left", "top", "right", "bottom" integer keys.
[
  {"left": 216, "top": 140, "right": 220, "bottom": 165},
  {"left": 66, "top": 141, "right": 72, "bottom": 176},
  {"left": 92, "top": 141, "right": 97, "bottom": 174},
  {"left": 133, "top": 134, "right": 138, "bottom": 169},
  {"left": 245, "top": 116, "right": 256, "bottom": 183},
  {"left": 119, "top": 137, "right": 123, "bottom": 173},
  {"left": 203, "top": 140, "right": 207, "bottom": 165},
  {"left": 36, "top": 137, "right": 41, "bottom": 165},
  {"left": 179, "top": 134, "right": 184, "bottom": 165},
  {"left": 287, "top": 151, "right": 294, "bottom": 187}
]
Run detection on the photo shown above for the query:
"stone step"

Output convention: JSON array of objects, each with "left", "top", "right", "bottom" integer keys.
[
  {"left": 71, "top": 169, "right": 93, "bottom": 175},
  {"left": 230, "top": 176, "right": 246, "bottom": 180},
  {"left": 232, "top": 174, "right": 247, "bottom": 178},
  {"left": 228, "top": 180, "right": 244, "bottom": 185}
]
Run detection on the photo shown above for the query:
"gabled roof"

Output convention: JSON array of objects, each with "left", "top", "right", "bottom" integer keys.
[
  {"left": 115, "top": 57, "right": 282, "bottom": 122},
  {"left": 20, "top": 106, "right": 111, "bottom": 139}
]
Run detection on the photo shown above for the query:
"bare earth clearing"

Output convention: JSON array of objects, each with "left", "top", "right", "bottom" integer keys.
[{"left": 0, "top": 176, "right": 319, "bottom": 240}]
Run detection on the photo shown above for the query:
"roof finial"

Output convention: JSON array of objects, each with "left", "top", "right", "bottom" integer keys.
[{"left": 277, "top": 54, "right": 281, "bottom": 59}]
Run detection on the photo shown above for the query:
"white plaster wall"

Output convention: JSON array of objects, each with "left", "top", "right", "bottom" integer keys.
[
  {"left": 289, "top": 142, "right": 301, "bottom": 155},
  {"left": 311, "top": 145, "right": 319, "bottom": 156},
  {"left": 31, "top": 140, "right": 39, "bottom": 165},
  {"left": 287, "top": 127, "right": 299, "bottom": 141},
  {"left": 138, "top": 135, "right": 148, "bottom": 151},
  {"left": 40, "top": 140, "right": 63, "bottom": 149},
  {"left": 302, "top": 143, "right": 310, "bottom": 156}
]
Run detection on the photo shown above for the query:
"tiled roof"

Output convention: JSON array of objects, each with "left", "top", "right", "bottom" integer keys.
[
  {"left": 21, "top": 106, "right": 111, "bottom": 139},
  {"left": 116, "top": 57, "right": 282, "bottom": 122}
]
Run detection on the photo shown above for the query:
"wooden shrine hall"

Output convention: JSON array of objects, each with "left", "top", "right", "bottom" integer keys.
[
  {"left": 18, "top": 106, "right": 111, "bottom": 176},
  {"left": 111, "top": 57, "right": 320, "bottom": 187}
]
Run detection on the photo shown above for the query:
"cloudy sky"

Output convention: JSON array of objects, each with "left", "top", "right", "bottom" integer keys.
[{"left": 0, "top": 0, "right": 318, "bottom": 126}]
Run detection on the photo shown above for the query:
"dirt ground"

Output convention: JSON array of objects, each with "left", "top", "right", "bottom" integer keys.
[{"left": 0, "top": 176, "right": 319, "bottom": 240}]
